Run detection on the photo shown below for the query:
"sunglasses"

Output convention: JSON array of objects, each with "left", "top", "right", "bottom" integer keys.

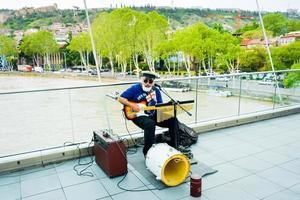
[{"left": 143, "top": 78, "right": 154, "bottom": 84}]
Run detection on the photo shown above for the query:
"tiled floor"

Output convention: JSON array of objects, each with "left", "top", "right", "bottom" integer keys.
[{"left": 1, "top": 114, "right": 300, "bottom": 200}]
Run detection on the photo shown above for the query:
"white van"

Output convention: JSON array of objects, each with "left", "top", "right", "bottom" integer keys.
[{"left": 34, "top": 67, "right": 44, "bottom": 73}]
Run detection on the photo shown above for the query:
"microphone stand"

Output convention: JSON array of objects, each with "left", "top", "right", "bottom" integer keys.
[
  {"left": 155, "top": 83, "right": 192, "bottom": 149},
  {"left": 155, "top": 84, "right": 192, "bottom": 117}
]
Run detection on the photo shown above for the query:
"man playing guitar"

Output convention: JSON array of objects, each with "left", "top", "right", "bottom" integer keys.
[{"left": 118, "top": 71, "right": 179, "bottom": 157}]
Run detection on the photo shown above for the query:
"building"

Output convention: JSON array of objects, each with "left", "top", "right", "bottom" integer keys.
[
  {"left": 24, "top": 28, "right": 39, "bottom": 35},
  {"left": 15, "top": 4, "right": 57, "bottom": 17},
  {"left": 0, "top": 13, "right": 10, "bottom": 23},
  {"left": 240, "top": 38, "right": 277, "bottom": 48},
  {"left": 278, "top": 31, "right": 300, "bottom": 46},
  {"left": 0, "top": 28, "right": 11, "bottom": 36}
]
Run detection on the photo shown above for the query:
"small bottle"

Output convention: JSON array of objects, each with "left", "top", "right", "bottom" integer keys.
[{"left": 190, "top": 174, "right": 202, "bottom": 197}]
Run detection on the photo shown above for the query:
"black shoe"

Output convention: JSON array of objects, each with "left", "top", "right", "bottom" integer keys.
[{"left": 177, "top": 145, "right": 191, "bottom": 153}]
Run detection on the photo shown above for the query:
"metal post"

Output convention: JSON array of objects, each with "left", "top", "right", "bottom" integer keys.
[
  {"left": 64, "top": 52, "right": 67, "bottom": 69},
  {"left": 273, "top": 84, "right": 277, "bottom": 109},
  {"left": 195, "top": 78, "right": 199, "bottom": 123},
  {"left": 237, "top": 76, "right": 242, "bottom": 116},
  {"left": 68, "top": 90, "right": 75, "bottom": 143},
  {"left": 255, "top": 0, "right": 282, "bottom": 104},
  {"left": 83, "top": 0, "right": 101, "bottom": 82}
]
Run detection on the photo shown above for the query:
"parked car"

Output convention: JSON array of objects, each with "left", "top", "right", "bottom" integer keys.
[
  {"left": 263, "top": 74, "right": 276, "bottom": 81},
  {"left": 88, "top": 69, "right": 98, "bottom": 75},
  {"left": 216, "top": 77, "right": 230, "bottom": 82},
  {"left": 72, "top": 66, "right": 87, "bottom": 73},
  {"left": 34, "top": 66, "right": 44, "bottom": 73},
  {"left": 17, "top": 65, "right": 32, "bottom": 72},
  {"left": 100, "top": 68, "right": 110, "bottom": 72}
]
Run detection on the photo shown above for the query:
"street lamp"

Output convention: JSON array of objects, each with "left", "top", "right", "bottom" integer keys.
[
  {"left": 255, "top": 0, "right": 282, "bottom": 104},
  {"left": 83, "top": 0, "right": 101, "bottom": 82}
]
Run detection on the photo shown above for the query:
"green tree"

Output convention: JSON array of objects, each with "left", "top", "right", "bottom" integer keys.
[
  {"left": 263, "top": 13, "right": 287, "bottom": 36},
  {"left": 0, "top": 35, "right": 17, "bottom": 70},
  {"left": 127, "top": 11, "right": 148, "bottom": 77},
  {"left": 212, "top": 23, "right": 228, "bottom": 33},
  {"left": 242, "top": 29, "right": 273, "bottom": 39},
  {"left": 110, "top": 8, "right": 140, "bottom": 76},
  {"left": 216, "top": 33, "right": 242, "bottom": 73},
  {"left": 176, "top": 23, "right": 223, "bottom": 76},
  {"left": 238, "top": 21, "right": 259, "bottom": 34},
  {"left": 92, "top": 12, "right": 115, "bottom": 74},
  {"left": 287, "top": 19, "right": 300, "bottom": 32},
  {"left": 239, "top": 48, "right": 267, "bottom": 72},
  {"left": 283, "top": 63, "right": 300, "bottom": 88},
  {"left": 157, "top": 39, "right": 177, "bottom": 75},
  {"left": 271, "top": 47, "right": 289, "bottom": 70},
  {"left": 67, "top": 32, "right": 92, "bottom": 68},
  {"left": 20, "top": 31, "right": 59, "bottom": 68},
  {"left": 92, "top": 8, "right": 167, "bottom": 75},
  {"left": 172, "top": 23, "right": 209, "bottom": 76},
  {"left": 140, "top": 11, "right": 168, "bottom": 72},
  {"left": 271, "top": 41, "right": 300, "bottom": 70}
]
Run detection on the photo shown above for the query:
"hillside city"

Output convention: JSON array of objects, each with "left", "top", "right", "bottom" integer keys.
[
  {"left": 1, "top": 4, "right": 300, "bottom": 48},
  {"left": 0, "top": 3, "right": 300, "bottom": 81}
]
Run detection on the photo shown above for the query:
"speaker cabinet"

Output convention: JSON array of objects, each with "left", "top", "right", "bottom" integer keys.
[{"left": 93, "top": 131, "right": 127, "bottom": 177}]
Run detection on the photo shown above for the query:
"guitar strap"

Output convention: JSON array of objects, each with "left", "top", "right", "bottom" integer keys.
[{"left": 145, "top": 90, "right": 156, "bottom": 103}]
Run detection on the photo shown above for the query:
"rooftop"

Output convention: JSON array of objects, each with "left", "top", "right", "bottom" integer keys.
[{"left": 1, "top": 113, "right": 300, "bottom": 200}]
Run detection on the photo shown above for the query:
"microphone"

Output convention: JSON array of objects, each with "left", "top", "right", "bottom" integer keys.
[{"left": 154, "top": 83, "right": 161, "bottom": 90}]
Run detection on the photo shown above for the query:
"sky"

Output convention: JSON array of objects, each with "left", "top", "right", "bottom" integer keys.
[{"left": 0, "top": 0, "right": 300, "bottom": 12}]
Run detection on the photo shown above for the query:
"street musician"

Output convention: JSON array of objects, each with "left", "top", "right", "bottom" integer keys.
[{"left": 118, "top": 71, "right": 179, "bottom": 156}]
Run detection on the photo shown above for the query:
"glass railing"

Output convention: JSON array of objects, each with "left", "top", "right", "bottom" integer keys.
[{"left": 0, "top": 69, "right": 299, "bottom": 157}]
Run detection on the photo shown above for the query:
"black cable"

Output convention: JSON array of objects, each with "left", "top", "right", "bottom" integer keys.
[
  {"left": 111, "top": 97, "right": 179, "bottom": 192},
  {"left": 116, "top": 170, "right": 167, "bottom": 192},
  {"left": 123, "top": 112, "right": 139, "bottom": 147},
  {"left": 73, "top": 139, "right": 94, "bottom": 177},
  {"left": 0, "top": 141, "right": 87, "bottom": 178},
  {"left": 116, "top": 116, "right": 174, "bottom": 192},
  {"left": 113, "top": 114, "right": 166, "bottom": 192},
  {"left": 122, "top": 111, "right": 141, "bottom": 154},
  {"left": 122, "top": 138, "right": 137, "bottom": 155}
]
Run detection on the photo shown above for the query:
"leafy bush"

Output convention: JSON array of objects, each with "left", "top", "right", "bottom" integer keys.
[{"left": 283, "top": 63, "right": 300, "bottom": 88}]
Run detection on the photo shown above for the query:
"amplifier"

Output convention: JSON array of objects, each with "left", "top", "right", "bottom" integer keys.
[{"left": 93, "top": 130, "right": 127, "bottom": 177}]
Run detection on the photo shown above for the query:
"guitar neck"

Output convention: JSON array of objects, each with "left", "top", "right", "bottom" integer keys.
[
  {"left": 124, "top": 101, "right": 193, "bottom": 119},
  {"left": 143, "top": 105, "right": 157, "bottom": 111}
]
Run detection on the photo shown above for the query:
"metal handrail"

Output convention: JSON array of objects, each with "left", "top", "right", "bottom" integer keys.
[{"left": 1, "top": 69, "right": 299, "bottom": 95}]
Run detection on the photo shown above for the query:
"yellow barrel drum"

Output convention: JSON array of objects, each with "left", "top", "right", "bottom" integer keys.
[{"left": 145, "top": 143, "right": 190, "bottom": 186}]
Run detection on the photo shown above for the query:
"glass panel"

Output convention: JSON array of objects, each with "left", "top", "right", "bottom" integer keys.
[
  {"left": 1, "top": 71, "right": 298, "bottom": 157},
  {"left": 273, "top": 71, "right": 300, "bottom": 108},
  {"left": 239, "top": 73, "right": 274, "bottom": 114},
  {"left": 158, "top": 79, "right": 196, "bottom": 124},
  {"left": 67, "top": 84, "right": 142, "bottom": 142},
  {"left": 195, "top": 75, "right": 239, "bottom": 122},
  {"left": 0, "top": 90, "right": 73, "bottom": 156}
]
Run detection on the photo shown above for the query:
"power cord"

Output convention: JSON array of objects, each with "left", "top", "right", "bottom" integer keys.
[
  {"left": 73, "top": 139, "right": 94, "bottom": 177},
  {"left": 122, "top": 112, "right": 141, "bottom": 154},
  {"left": 113, "top": 113, "right": 168, "bottom": 192},
  {"left": 117, "top": 170, "right": 167, "bottom": 191},
  {"left": 0, "top": 141, "right": 89, "bottom": 179},
  {"left": 122, "top": 138, "right": 138, "bottom": 155}
]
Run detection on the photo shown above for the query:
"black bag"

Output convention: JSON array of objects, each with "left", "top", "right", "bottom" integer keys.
[
  {"left": 163, "top": 121, "right": 198, "bottom": 148},
  {"left": 178, "top": 122, "right": 198, "bottom": 147}
]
